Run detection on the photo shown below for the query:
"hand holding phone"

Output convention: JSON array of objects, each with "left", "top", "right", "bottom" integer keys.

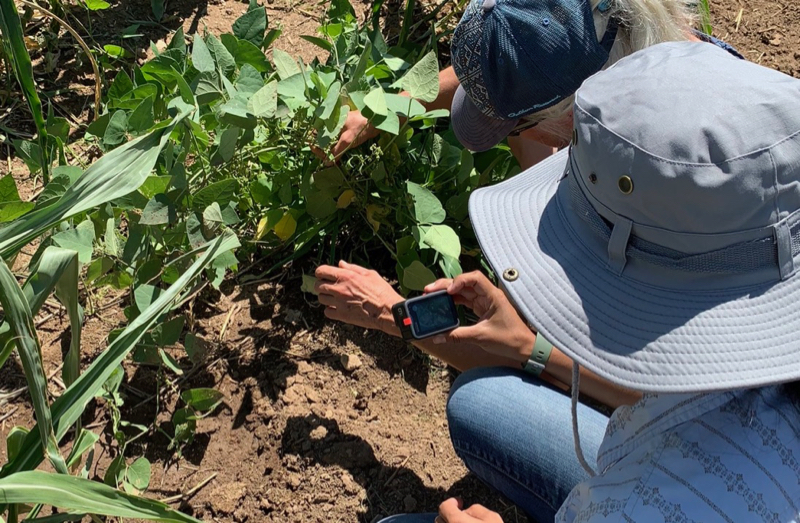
[{"left": 392, "top": 290, "right": 460, "bottom": 341}]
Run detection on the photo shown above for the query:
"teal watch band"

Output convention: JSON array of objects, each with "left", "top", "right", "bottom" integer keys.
[{"left": 522, "top": 333, "right": 553, "bottom": 377}]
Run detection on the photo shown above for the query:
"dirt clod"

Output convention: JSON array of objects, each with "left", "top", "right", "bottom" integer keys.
[
  {"left": 341, "top": 353, "right": 363, "bottom": 371},
  {"left": 210, "top": 482, "right": 247, "bottom": 515}
]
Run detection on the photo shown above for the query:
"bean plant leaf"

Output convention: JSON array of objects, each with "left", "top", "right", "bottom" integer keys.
[
  {"left": 232, "top": 7, "right": 267, "bottom": 46},
  {"left": 419, "top": 224, "right": 461, "bottom": 259},
  {"left": 128, "top": 96, "right": 156, "bottom": 134},
  {"left": 52, "top": 220, "right": 96, "bottom": 264},
  {"left": 273, "top": 213, "right": 297, "bottom": 241},
  {"left": 406, "top": 181, "right": 445, "bottom": 224},
  {"left": 397, "top": 51, "right": 439, "bottom": 103},
  {"left": 192, "top": 179, "right": 238, "bottom": 210},
  {"left": 248, "top": 81, "right": 278, "bottom": 118},
  {"left": 363, "top": 86, "right": 388, "bottom": 117},
  {"left": 191, "top": 33, "right": 215, "bottom": 72},
  {"left": 235, "top": 64, "right": 264, "bottom": 96},
  {"left": 195, "top": 71, "right": 223, "bottom": 105},
  {"left": 299, "top": 35, "right": 332, "bottom": 52},
  {"left": 181, "top": 388, "right": 225, "bottom": 413},
  {"left": 385, "top": 93, "right": 426, "bottom": 118},
  {"left": 126, "top": 457, "right": 151, "bottom": 491},
  {"left": 140, "top": 194, "right": 177, "bottom": 226},
  {"left": 402, "top": 261, "right": 436, "bottom": 291},
  {"left": 206, "top": 34, "right": 236, "bottom": 77},
  {"left": 86, "top": 0, "right": 111, "bottom": 9},
  {"left": 272, "top": 48, "right": 301, "bottom": 80},
  {"left": 103, "top": 110, "right": 129, "bottom": 146}
]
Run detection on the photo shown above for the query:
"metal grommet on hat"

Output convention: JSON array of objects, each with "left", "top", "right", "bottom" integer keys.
[
  {"left": 618, "top": 175, "right": 633, "bottom": 194},
  {"left": 502, "top": 268, "right": 519, "bottom": 282},
  {"left": 589, "top": 173, "right": 597, "bottom": 184}
]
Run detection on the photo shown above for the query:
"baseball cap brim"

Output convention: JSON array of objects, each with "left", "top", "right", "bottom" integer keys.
[
  {"left": 451, "top": 85, "right": 519, "bottom": 152},
  {"left": 469, "top": 148, "right": 800, "bottom": 393}
]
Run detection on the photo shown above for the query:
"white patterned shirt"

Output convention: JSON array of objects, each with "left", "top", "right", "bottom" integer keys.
[{"left": 557, "top": 387, "right": 800, "bottom": 523}]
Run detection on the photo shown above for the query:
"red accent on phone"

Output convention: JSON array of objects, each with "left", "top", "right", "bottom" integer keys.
[{"left": 403, "top": 317, "right": 412, "bottom": 326}]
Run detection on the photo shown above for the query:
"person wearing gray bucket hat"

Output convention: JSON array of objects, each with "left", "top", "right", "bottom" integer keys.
[{"left": 367, "top": 42, "right": 800, "bottom": 523}]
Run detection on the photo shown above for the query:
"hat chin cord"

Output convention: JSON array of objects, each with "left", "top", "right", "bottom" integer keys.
[{"left": 572, "top": 362, "right": 597, "bottom": 477}]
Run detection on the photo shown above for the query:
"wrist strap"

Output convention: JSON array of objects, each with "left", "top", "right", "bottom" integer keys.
[{"left": 522, "top": 333, "right": 553, "bottom": 377}]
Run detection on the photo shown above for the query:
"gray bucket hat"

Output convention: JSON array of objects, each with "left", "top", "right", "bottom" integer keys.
[{"left": 468, "top": 41, "right": 800, "bottom": 393}]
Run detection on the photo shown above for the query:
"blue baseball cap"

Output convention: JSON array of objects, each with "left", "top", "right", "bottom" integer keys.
[{"left": 450, "top": 0, "right": 617, "bottom": 151}]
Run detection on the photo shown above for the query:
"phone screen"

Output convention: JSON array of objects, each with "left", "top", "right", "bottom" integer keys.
[{"left": 407, "top": 292, "right": 459, "bottom": 338}]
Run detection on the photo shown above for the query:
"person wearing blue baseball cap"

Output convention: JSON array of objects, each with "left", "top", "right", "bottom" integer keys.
[
  {"left": 365, "top": 40, "right": 800, "bottom": 523},
  {"left": 317, "top": 0, "right": 741, "bottom": 169}
]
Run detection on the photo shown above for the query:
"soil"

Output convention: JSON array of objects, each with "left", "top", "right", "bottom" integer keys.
[{"left": 1, "top": 1, "right": 799, "bottom": 523}]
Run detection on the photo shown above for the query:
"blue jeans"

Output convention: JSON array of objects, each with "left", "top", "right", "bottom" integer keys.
[{"left": 379, "top": 367, "right": 610, "bottom": 523}]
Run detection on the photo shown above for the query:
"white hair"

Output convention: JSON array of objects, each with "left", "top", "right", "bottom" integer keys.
[{"left": 522, "top": 0, "right": 696, "bottom": 141}]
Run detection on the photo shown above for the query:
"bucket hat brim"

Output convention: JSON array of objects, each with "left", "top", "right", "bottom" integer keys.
[
  {"left": 451, "top": 85, "right": 519, "bottom": 152},
  {"left": 469, "top": 148, "right": 800, "bottom": 393}
]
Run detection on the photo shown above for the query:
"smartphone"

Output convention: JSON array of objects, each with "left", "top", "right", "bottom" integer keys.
[{"left": 392, "top": 290, "right": 460, "bottom": 340}]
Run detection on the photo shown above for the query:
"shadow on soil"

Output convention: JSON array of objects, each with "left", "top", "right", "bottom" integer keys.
[{"left": 281, "top": 414, "right": 518, "bottom": 522}]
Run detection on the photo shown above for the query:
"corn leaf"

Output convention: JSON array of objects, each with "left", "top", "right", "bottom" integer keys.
[
  {"left": 0, "top": 256, "right": 67, "bottom": 475},
  {"left": 0, "top": 111, "right": 190, "bottom": 259},
  {"left": 0, "top": 471, "right": 200, "bottom": 523},
  {"left": 0, "top": 248, "right": 81, "bottom": 379},
  {"left": 0, "top": 231, "right": 240, "bottom": 480},
  {"left": 0, "top": 0, "right": 50, "bottom": 180}
]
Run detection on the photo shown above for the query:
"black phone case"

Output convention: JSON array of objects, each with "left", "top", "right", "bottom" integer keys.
[{"left": 391, "top": 301, "right": 415, "bottom": 341}]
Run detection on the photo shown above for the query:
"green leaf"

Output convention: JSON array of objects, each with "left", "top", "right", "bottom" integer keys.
[
  {"left": 192, "top": 179, "right": 238, "bottom": 211},
  {"left": 0, "top": 471, "right": 200, "bottom": 523},
  {"left": 218, "top": 100, "right": 256, "bottom": 129},
  {"left": 181, "top": 388, "right": 225, "bottom": 413},
  {"left": 85, "top": 0, "right": 110, "bottom": 10},
  {"left": 134, "top": 284, "right": 163, "bottom": 313},
  {"left": 51, "top": 220, "right": 95, "bottom": 264},
  {"left": 1, "top": 0, "right": 50, "bottom": 178},
  {"left": 305, "top": 191, "right": 337, "bottom": 219},
  {"left": 299, "top": 35, "right": 332, "bottom": 52},
  {"left": 272, "top": 48, "right": 301, "bottom": 80},
  {"left": 195, "top": 71, "right": 223, "bottom": 105},
  {"left": 398, "top": 51, "right": 439, "bottom": 103},
  {"left": 232, "top": 38, "right": 271, "bottom": 72},
  {"left": 155, "top": 316, "right": 185, "bottom": 346},
  {"left": 385, "top": 93, "right": 426, "bottom": 118},
  {"left": 6, "top": 426, "right": 29, "bottom": 462},
  {"left": 66, "top": 429, "right": 99, "bottom": 469},
  {"left": 406, "top": 181, "right": 445, "bottom": 224},
  {"left": 168, "top": 26, "right": 186, "bottom": 54},
  {"left": 211, "top": 126, "right": 240, "bottom": 164},
  {"left": 128, "top": 96, "right": 155, "bottom": 134},
  {"left": 277, "top": 73, "right": 306, "bottom": 101},
  {"left": 419, "top": 224, "right": 461, "bottom": 259},
  {"left": 139, "top": 175, "right": 171, "bottom": 199},
  {"left": 159, "top": 349, "right": 183, "bottom": 375},
  {"left": 103, "top": 110, "right": 128, "bottom": 146},
  {"left": 108, "top": 71, "right": 134, "bottom": 101},
  {"left": 172, "top": 408, "right": 196, "bottom": 446},
  {"left": 206, "top": 34, "right": 236, "bottom": 77},
  {"left": 191, "top": 33, "right": 215, "bottom": 72},
  {"left": 140, "top": 194, "right": 177, "bottom": 226},
  {"left": 403, "top": 260, "right": 436, "bottom": 291},
  {"left": 313, "top": 167, "right": 344, "bottom": 195},
  {"left": 235, "top": 64, "right": 264, "bottom": 96},
  {"left": 0, "top": 201, "right": 35, "bottom": 223},
  {"left": 248, "top": 80, "right": 278, "bottom": 118},
  {"left": 0, "top": 257, "right": 68, "bottom": 474},
  {"left": 233, "top": 7, "right": 267, "bottom": 46},
  {"left": 363, "top": 86, "right": 388, "bottom": 117},
  {"left": 151, "top": 0, "right": 164, "bottom": 20},
  {"left": 318, "top": 81, "right": 342, "bottom": 121},
  {"left": 373, "top": 111, "right": 399, "bottom": 135},
  {"left": 104, "top": 44, "right": 133, "bottom": 59},
  {"left": 126, "top": 457, "right": 151, "bottom": 491}
]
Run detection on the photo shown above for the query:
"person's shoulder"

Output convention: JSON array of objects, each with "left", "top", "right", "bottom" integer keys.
[{"left": 559, "top": 388, "right": 800, "bottom": 523}]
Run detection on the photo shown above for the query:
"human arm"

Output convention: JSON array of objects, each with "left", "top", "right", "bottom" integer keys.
[
  {"left": 424, "top": 272, "right": 640, "bottom": 409},
  {"left": 437, "top": 498, "right": 503, "bottom": 523},
  {"left": 316, "top": 67, "right": 460, "bottom": 162},
  {"left": 314, "top": 262, "right": 640, "bottom": 408}
]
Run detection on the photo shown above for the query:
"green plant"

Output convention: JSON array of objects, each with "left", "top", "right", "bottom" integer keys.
[
  {"left": 0, "top": 103, "right": 239, "bottom": 522},
  {"left": 65, "top": 0, "right": 517, "bottom": 295},
  {"left": 698, "top": 0, "right": 712, "bottom": 36}
]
